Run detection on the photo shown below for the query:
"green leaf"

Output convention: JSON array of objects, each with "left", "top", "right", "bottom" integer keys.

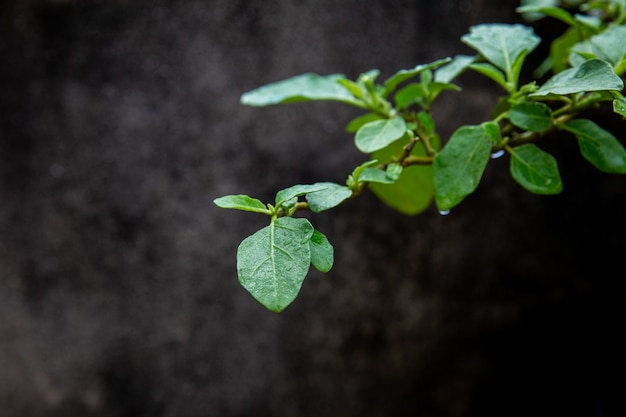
[
  {"left": 433, "top": 123, "right": 495, "bottom": 211},
  {"left": 213, "top": 194, "right": 270, "bottom": 214},
  {"left": 569, "top": 25, "right": 626, "bottom": 69},
  {"left": 351, "top": 160, "right": 380, "bottom": 181},
  {"left": 237, "top": 217, "right": 314, "bottom": 312},
  {"left": 345, "top": 113, "right": 382, "bottom": 133},
  {"left": 369, "top": 137, "right": 437, "bottom": 215},
  {"left": 516, "top": 5, "right": 578, "bottom": 26},
  {"left": 275, "top": 183, "right": 329, "bottom": 207},
  {"left": 395, "top": 82, "right": 461, "bottom": 110},
  {"left": 395, "top": 83, "right": 427, "bottom": 110},
  {"left": 309, "top": 229, "right": 334, "bottom": 273},
  {"left": 469, "top": 63, "right": 509, "bottom": 91},
  {"left": 509, "top": 144, "right": 563, "bottom": 194},
  {"left": 305, "top": 182, "right": 353, "bottom": 213},
  {"left": 359, "top": 167, "right": 396, "bottom": 184},
  {"left": 531, "top": 59, "right": 624, "bottom": 96},
  {"left": 355, "top": 116, "right": 407, "bottom": 153},
  {"left": 509, "top": 101, "right": 553, "bottom": 132},
  {"left": 561, "top": 119, "right": 626, "bottom": 173},
  {"left": 461, "top": 24, "right": 540, "bottom": 75},
  {"left": 435, "top": 55, "right": 476, "bottom": 83},
  {"left": 240, "top": 73, "right": 361, "bottom": 107},
  {"left": 383, "top": 58, "right": 451, "bottom": 95},
  {"left": 614, "top": 97, "right": 626, "bottom": 117}
]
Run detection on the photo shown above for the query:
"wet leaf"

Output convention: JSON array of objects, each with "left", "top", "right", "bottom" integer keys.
[
  {"left": 509, "top": 144, "right": 563, "bottom": 194},
  {"left": 237, "top": 217, "right": 314, "bottom": 312},
  {"left": 433, "top": 123, "right": 495, "bottom": 211},
  {"left": 509, "top": 101, "right": 553, "bottom": 132},
  {"left": 461, "top": 24, "right": 540, "bottom": 74},
  {"left": 531, "top": 59, "right": 624, "bottom": 96}
]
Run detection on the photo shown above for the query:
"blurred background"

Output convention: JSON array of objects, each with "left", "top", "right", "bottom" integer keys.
[{"left": 1, "top": 1, "right": 625, "bottom": 416}]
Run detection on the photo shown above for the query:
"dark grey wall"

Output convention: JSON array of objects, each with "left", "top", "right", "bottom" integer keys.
[{"left": 1, "top": 1, "right": 625, "bottom": 416}]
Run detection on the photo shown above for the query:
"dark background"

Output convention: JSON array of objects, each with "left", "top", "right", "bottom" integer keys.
[{"left": 1, "top": 1, "right": 625, "bottom": 416}]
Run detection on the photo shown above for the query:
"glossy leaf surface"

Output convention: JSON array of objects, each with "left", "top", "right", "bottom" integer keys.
[
  {"left": 433, "top": 123, "right": 495, "bottom": 211},
  {"left": 532, "top": 59, "right": 624, "bottom": 96},
  {"left": 237, "top": 217, "right": 313, "bottom": 312},
  {"left": 509, "top": 144, "right": 563, "bottom": 194}
]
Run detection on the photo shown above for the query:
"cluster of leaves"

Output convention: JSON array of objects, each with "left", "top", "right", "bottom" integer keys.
[{"left": 215, "top": 0, "right": 626, "bottom": 312}]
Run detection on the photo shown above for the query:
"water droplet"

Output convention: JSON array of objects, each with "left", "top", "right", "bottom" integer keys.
[
  {"left": 439, "top": 209, "right": 450, "bottom": 216},
  {"left": 490, "top": 149, "right": 505, "bottom": 159}
]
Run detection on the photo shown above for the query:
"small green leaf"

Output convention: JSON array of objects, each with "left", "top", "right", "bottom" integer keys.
[
  {"left": 305, "top": 182, "right": 353, "bottom": 213},
  {"left": 359, "top": 167, "right": 395, "bottom": 184},
  {"left": 435, "top": 55, "right": 476, "bottom": 83},
  {"left": 351, "top": 160, "right": 380, "bottom": 181},
  {"left": 241, "top": 73, "right": 361, "bottom": 107},
  {"left": 383, "top": 58, "right": 451, "bottom": 95},
  {"left": 237, "top": 217, "right": 314, "bottom": 312},
  {"left": 614, "top": 97, "right": 626, "bottom": 117},
  {"left": 355, "top": 116, "right": 407, "bottom": 153},
  {"left": 461, "top": 24, "right": 540, "bottom": 75},
  {"left": 385, "top": 163, "right": 404, "bottom": 181},
  {"left": 309, "top": 229, "right": 334, "bottom": 273},
  {"left": 561, "top": 119, "right": 626, "bottom": 173},
  {"left": 214, "top": 195, "right": 270, "bottom": 214},
  {"left": 532, "top": 59, "right": 624, "bottom": 96},
  {"left": 433, "top": 123, "right": 494, "bottom": 211},
  {"left": 509, "top": 144, "right": 563, "bottom": 194},
  {"left": 509, "top": 101, "right": 553, "bottom": 132},
  {"left": 275, "top": 184, "right": 329, "bottom": 207}
]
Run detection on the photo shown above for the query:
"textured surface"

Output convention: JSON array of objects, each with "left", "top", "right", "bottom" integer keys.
[{"left": 1, "top": 1, "right": 626, "bottom": 416}]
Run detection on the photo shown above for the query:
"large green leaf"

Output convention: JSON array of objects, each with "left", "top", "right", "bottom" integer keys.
[
  {"left": 213, "top": 194, "right": 270, "bottom": 214},
  {"left": 433, "top": 123, "right": 495, "bottom": 211},
  {"left": 240, "top": 73, "right": 361, "bottom": 107},
  {"left": 309, "top": 229, "right": 334, "bottom": 273},
  {"left": 561, "top": 119, "right": 626, "bottom": 173},
  {"left": 509, "top": 144, "right": 563, "bottom": 194},
  {"left": 509, "top": 101, "right": 553, "bottom": 132},
  {"left": 531, "top": 59, "right": 624, "bottom": 96},
  {"left": 369, "top": 138, "right": 436, "bottom": 215},
  {"left": 355, "top": 116, "right": 407, "bottom": 153},
  {"left": 305, "top": 182, "right": 353, "bottom": 213},
  {"left": 461, "top": 24, "right": 540, "bottom": 75},
  {"left": 237, "top": 217, "right": 314, "bottom": 312}
]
